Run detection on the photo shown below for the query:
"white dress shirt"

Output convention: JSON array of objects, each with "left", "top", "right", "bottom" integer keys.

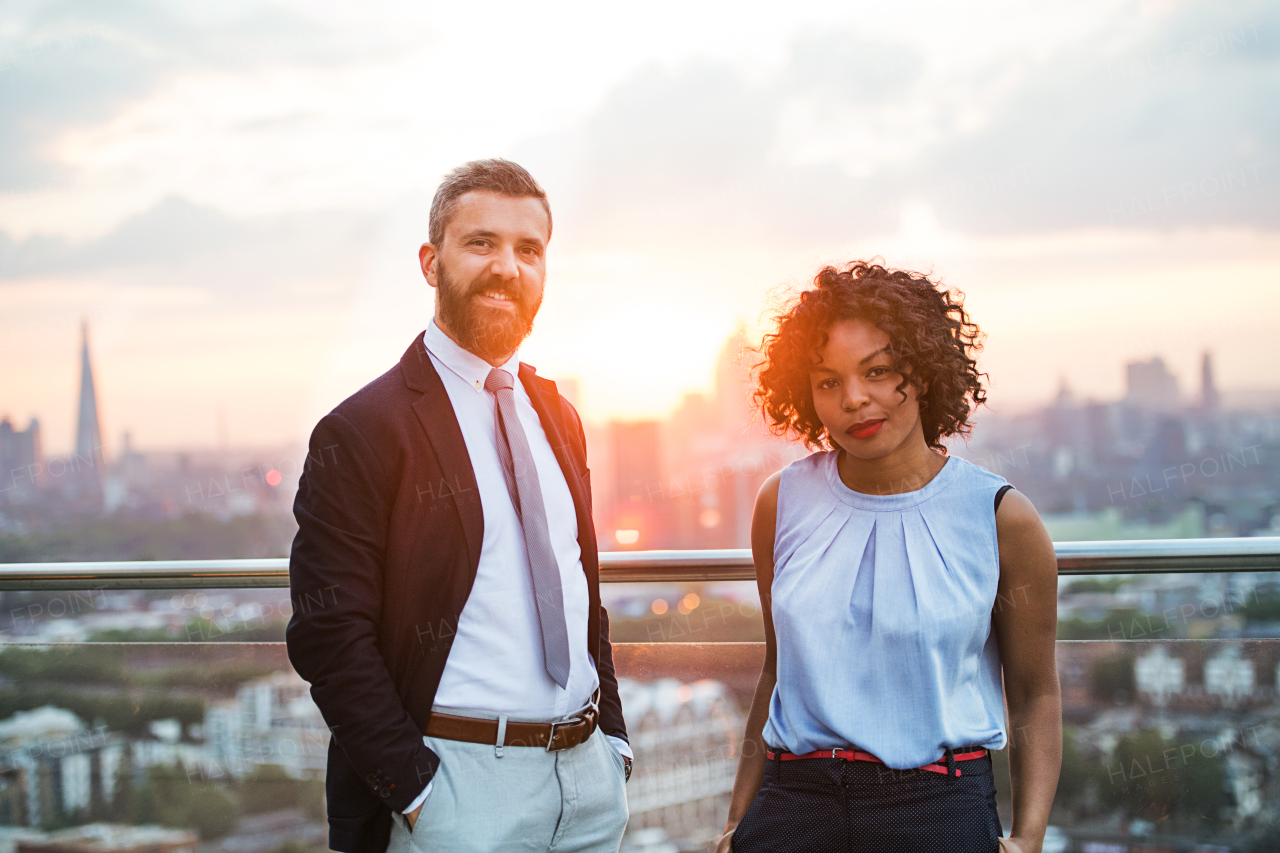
[{"left": 406, "top": 322, "right": 628, "bottom": 814}]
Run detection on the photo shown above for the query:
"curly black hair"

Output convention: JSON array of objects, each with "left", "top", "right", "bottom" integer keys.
[{"left": 755, "top": 261, "right": 986, "bottom": 451}]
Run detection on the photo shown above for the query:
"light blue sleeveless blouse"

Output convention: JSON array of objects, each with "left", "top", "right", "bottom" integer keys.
[{"left": 761, "top": 452, "right": 1009, "bottom": 768}]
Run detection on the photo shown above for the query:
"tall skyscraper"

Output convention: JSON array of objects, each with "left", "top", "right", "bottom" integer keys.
[
  {"left": 1125, "top": 356, "right": 1179, "bottom": 412},
  {"left": 607, "top": 420, "right": 664, "bottom": 548},
  {"left": 1201, "top": 351, "right": 1220, "bottom": 411},
  {"left": 714, "top": 322, "right": 755, "bottom": 435},
  {"left": 74, "top": 321, "right": 105, "bottom": 493}
]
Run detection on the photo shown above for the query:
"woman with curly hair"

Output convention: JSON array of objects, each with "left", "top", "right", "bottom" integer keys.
[{"left": 718, "top": 262, "right": 1061, "bottom": 853}]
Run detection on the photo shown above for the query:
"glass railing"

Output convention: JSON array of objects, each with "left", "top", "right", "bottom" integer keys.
[{"left": 0, "top": 539, "right": 1277, "bottom": 852}]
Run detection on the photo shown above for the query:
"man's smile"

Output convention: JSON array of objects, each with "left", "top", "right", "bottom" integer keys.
[{"left": 477, "top": 289, "right": 516, "bottom": 308}]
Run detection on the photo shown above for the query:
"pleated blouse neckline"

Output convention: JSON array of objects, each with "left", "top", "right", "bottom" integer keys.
[{"left": 824, "top": 452, "right": 958, "bottom": 512}]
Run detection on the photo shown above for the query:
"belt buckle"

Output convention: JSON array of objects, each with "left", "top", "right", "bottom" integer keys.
[
  {"left": 545, "top": 722, "right": 559, "bottom": 751},
  {"left": 547, "top": 714, "right": 588, "bottom": 751},
  {"left": 547, "top": 703, "right": 598, "bottom": 752},
  {"left": 547, "top": 720, "right": 577, "bottom": 752}
]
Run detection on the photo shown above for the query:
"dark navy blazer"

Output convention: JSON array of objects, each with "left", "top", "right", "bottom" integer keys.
[{"left": 286, "top": 333, "right": 627, "bottom": 853}]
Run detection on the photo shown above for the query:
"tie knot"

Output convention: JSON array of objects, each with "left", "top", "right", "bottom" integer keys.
[{"left": 484, "top": 368, "right": 515, "bottom": 394}]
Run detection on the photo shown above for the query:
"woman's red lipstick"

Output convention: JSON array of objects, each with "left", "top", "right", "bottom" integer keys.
[{"left": 847, "top": 419, "right": 885, "bottom": 440}]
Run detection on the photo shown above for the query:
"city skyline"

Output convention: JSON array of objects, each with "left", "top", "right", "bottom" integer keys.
[
  {"left": 3, "top": 316, "right": 1277, "bottom": 459},
  {"left": 7, "top": 318, "right": 1275, "bottom": 551}
]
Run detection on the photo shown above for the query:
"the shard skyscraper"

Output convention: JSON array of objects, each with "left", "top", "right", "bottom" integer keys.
[{"left": 74, "top": 320, "right": 105, "bottom": 495}]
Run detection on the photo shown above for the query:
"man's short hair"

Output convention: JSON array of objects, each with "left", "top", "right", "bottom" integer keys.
[{"left": 428, "top": 159, "right": 552, "bottom": 247}]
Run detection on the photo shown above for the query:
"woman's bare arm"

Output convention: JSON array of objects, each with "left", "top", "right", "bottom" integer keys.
[
  {"left": 716, "top": 472, "right": 781, "bottom": 851},
  {"left": 993, "top": 489, "right": 1062, "bottom": 853}
]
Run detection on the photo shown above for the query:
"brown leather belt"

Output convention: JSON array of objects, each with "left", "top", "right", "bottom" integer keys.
[{"left": 424, "top": 705, "right": 599, "bottom": 752}]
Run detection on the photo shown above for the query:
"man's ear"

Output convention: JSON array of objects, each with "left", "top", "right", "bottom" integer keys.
[{"left": 419, "top": 243, "right": 438, "bottom": 288}]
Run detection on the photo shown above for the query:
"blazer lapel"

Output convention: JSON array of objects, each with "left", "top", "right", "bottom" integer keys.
[
  {"left": 519, "top": 364, "right": 598, "bottom": 568},
  {"left": 520, "top": 365, "right": 583, "bottom": 491},
  {"left": 399, "top": 334, "right": 484, "bottom": 577}
]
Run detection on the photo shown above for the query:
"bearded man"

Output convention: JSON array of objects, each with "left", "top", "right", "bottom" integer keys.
[{"left": 287, "top": 160, "right": 631, "bottom": 853}]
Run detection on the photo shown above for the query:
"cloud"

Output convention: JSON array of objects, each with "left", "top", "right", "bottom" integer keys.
[
  {"left": 530, "top": 59, "right": 885, "bottom": 254},
  {"left": 0, "top": 197, "right": 242, "bottom": 277},
  {"left": 906, "top": 0, "right": 1280, "bottom": 234},
  {"left": 0, "top": 0, "right": 378, "bottom": 190},
  {"left": 526, "top": 0, "right": 1279, "bottom": 249},
  {"left": 0, "top": 196, "right": 378, "bottom": 291},
  {"left": 3, "top": 0, "right": 1274, "bottom": 291}
]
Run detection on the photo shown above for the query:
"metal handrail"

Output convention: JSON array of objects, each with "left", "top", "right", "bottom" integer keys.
[{"left": 0, "top": 538, "right": 1277, "bottom": 590}]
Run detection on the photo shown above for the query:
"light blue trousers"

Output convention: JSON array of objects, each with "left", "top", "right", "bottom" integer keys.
[{"left": 386, "top": 727, "right": 629, "bottom": 853}]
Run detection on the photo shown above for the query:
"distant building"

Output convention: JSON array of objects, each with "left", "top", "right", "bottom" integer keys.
[
  {"left": 15, "top": 823, "right": 196, "bottom": 853},
  {"left": 607, "top": 421, "right": 664, "bottom": 549},
  {"left": 204, "top": 672, "right": 327, "bottom": 780},
  {"left": 612, "top": 421, "right": 662, "bottom": 507},
  {"left": 129, "top": 718, "right": 203, "bottom": 780},
  {"left": 70, "top": 322, "right": 106, "bottom": 501},
  {"left": 1204, "top": 645, "right": 1254, "bottom": 704},
  {"left": 632, "top": 327, "right": 800, "bottom": 552},
  {"left": 1201, "top": 350, "right": 1219, "bottom": 411},
  {"left": 101, "top": 433, "right": 143, "bottom": 516},
  {"left": 0, "top": 707, "right": 126, "bottom": 828},
  {"left": 619, "top": 678, "right": 743, "bottom": 846},
  {"left": 713, "top": 324, "right": 756, "bottom": 435},
  {"left": 0, "top": 418, "right": 42, "bottom": 496},
  {"left": 1125, "top": 356, "right": 1179, "bottom": 412},
  {"left": 1224, "top": 750, "right": 1264, "bottom": 823},
  {"left": 1134, "top": 645, "right": 1184, "bottom": 705}
]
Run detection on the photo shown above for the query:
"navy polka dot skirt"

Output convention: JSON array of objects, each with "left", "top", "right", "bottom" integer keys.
[{"left": 731, "top": 749, "right": 1002, "bottom": 853}]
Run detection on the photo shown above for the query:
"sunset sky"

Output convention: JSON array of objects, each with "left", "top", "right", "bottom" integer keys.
[{"left": 1, "top": 0, "right": 1277, "bottom": 454}]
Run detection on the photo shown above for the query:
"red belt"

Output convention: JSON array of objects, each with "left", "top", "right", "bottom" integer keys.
[{"left": 765, "top": 747, "right": 988, "bottom": 777}]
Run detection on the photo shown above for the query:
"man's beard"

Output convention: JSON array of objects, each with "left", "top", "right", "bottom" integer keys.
[{"left": 435, "top": 260, "right": 542, "bottom": 363}]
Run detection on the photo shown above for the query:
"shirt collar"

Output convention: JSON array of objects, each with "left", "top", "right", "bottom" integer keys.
[{"left": 423, "top": 320, "right": 521, "bottom": 392}]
